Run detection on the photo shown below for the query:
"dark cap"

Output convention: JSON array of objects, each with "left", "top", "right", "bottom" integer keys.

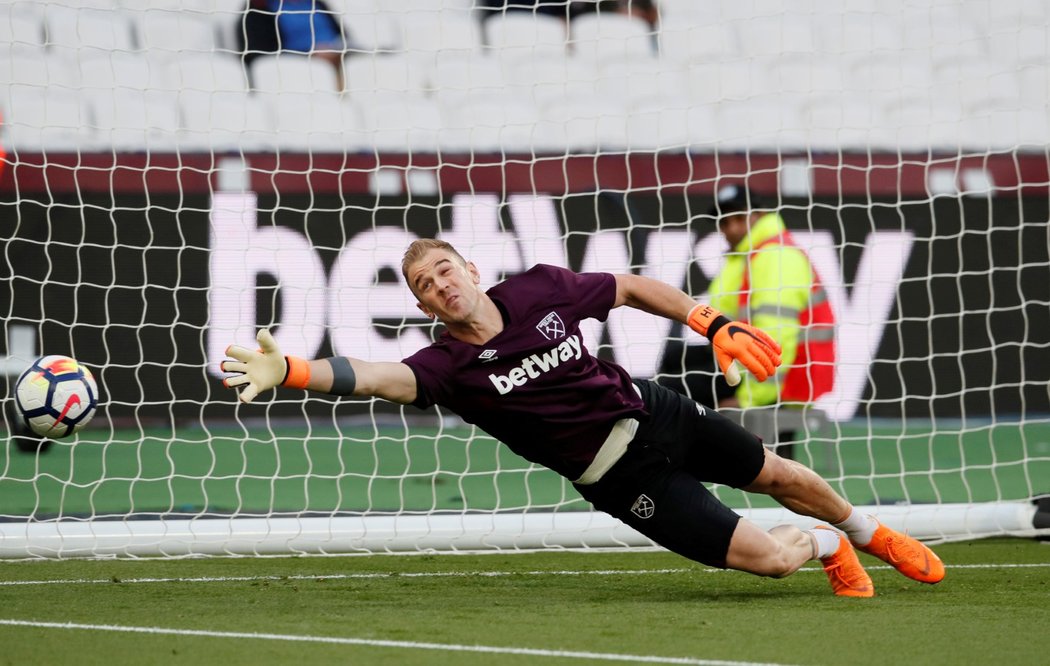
[{"left": 708, "top": 184, "right": 767, "bottom": 218}]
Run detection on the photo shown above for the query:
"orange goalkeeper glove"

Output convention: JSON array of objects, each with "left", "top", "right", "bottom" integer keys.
[{"left": 686, "top": 305, "right": 782, "bottom": 386}]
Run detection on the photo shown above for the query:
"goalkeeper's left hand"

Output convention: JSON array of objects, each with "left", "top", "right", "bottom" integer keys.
[
  {"left": 686, "top": 305, "right": 782, "bottom": 386},
  {"left": 221, "top": 329, "right": 295, "bottom": 403}
]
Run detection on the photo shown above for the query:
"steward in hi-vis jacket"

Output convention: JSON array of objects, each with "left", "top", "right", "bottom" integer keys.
[{"left": 707, "top": 185, "right": 836, "bottom": 412}]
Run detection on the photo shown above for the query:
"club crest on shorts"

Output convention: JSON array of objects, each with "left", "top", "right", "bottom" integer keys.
[
  {"left": 630, "top": 494, "right": 655, "bottom": 519},
  {"left": 535, "top": 311, "right": 566, "bottom": 340}
]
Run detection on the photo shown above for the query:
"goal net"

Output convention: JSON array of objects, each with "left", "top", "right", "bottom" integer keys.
[{"left": 1, "top": 0, "right": 1048, "bottom": 558}]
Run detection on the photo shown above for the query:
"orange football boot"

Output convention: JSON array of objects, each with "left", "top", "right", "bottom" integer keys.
[
  {"left": 855, "top": 521, "right": 945, "bottom": 584},
  {"left": 816, "top": 526, "right": 875, "bottom": 598}
]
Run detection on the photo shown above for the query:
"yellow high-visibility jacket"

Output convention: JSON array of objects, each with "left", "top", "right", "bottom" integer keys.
[{"left": 707, "top": 212, "right": 816, "bottom": 407}]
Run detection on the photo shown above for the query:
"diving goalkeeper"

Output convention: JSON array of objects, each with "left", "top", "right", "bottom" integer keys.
[{"left": 220, "top": 238, "right": 944, "bottom": 597}]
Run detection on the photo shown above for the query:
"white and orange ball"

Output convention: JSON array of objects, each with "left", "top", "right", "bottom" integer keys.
[{"left": 14, "top": 355, "right": 99, "bottom": 438}]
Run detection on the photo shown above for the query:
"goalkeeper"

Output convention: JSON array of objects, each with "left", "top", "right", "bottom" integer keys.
[{"left": 221, "top": 238, "right": 944, "bottom": 597}]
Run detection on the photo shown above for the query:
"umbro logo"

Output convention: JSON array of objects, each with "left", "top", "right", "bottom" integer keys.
[{"left": 478, "top": 349, "right": 499, "bottom": 363}]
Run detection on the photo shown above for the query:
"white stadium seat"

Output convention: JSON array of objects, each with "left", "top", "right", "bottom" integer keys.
[
  {"left": 43, "top": 6, "right": 136, "bottom": 54},
  {"left": 483, "top": 12, "right": 566, "bottom": 60},
  {"left": 0, "top": 86, "right": 97, "bottom": 151},
  {"left": 569, "top": 12, "right": 654, "bottom": 62},
  {"left": 166, "top": 53, "right": 249, "bottom": 93},
  {"left": 429, "top": 54, "right": 508, "bottom": 104},
  {"left": 439, "top": 94, "right": 541, "bottom": 154},
  {"left": 658, "top": 22, "right": 737, "bottom": 64},
  {"left": 596, "top": 60, "right": 688, "bottom": 112},
  {"left": 250, "top": 54, "right": 342, "bottom": 94},
  {"left": 817, "top": 12, "right": 905, "bottom": 56},
  {"left": 77, "top": 51, "right": 173, "bottom": 93},
  {"left": 357, "top": 97, "right": 444, "bottom": 153},
  {"left": 0, "top": 3, "right": 46, "bottom": 50},
  {"left": 133, "top": 9, "right": 219, "bottom": 57},
  {"left": 0, "top": 48, "right": 80, "bottom": 89},
  {"left": 177, "top": 89, "right": 276, "bottom": 152},
  {"left": 83, "top": 87, "right": 181, "bottom": 152},
  {"left": 398, "top": 11, "right": 480, "bottom": 59},
  {"left": 262, "top": 92, "right": 364, "bottom": 152},
  {"left": 344, "top": 52, "right": 429, "bottom": 103},
  {"left": 732, "top": 14, "right": 818, "bottom": 58}
]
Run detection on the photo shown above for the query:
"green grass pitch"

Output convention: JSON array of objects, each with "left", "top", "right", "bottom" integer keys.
[{"left": 1, "top": 538, "right": 1049, "bottom": 665}]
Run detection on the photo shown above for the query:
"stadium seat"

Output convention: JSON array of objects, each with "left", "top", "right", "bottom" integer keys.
[
  {"left": 165, "top": 52, "right": 249, "bottom": 94},
  {"left": 932, "top": 58, "right": 1023, "bottom": 114},
  {"left": 801, "top": 94, "right": 886, "bottom": 151},
  {"left": 398, "top": 11, "right": 480, "bottom": 60},
  {"left": 262, "top": 92, "right": 364, "bottom": 152},
  {"left": 357, "top": 97, "right": 444, "bottom": 153},
  {"left": 596, "top": 60, "right": 688, "bottom": 112},
  {"left": 327, "top": 0, "right": 408, "bottom": 53},
  {"left": 505, "top": 56, "right": 598, "bottom": 106},
  {"left": 177, "top": 89, "right": 276, "bottom": 152},
  {"left": 438, "top": 94, "right": 541, "bottom": 154},
  {"left": 132, "top": 9, "right": 219, "bottom": 57},
  {"left": 620, "top": 104, "right": 710, "bottom": 151},
  {"left": 0, "top": 3, "right": 46, "bottom": 51},
  {"left": 344, "top": 52, "right": 429, "bottom": 103},
  {"left": 714, "top": 98, "right": 808, "bottom": 151},
  {"left": 0, "top": 86, "right": 97, "bottom": 151},
  {"left": 846, "top": 57, "right": 934, "bottom": 96},
  {"left": 84, "top": 87, "right": 181, "bottom": 152},
  {"left": 249, "top": 54, "right": 342, "bottom": 94},
  {"left": 732, "top": 14, "right": 818, "bottom": 58},
  {"left": 761, "top": 54, "right": 845, "bottom": 95},
  {"left": 569, "top": 12, "right": 655, "bottom": 62},
  {"left": 986, "top": 24, "right": 1050, "bottom": 67},
  {"left": 43, "top": 6, "right": 136, "bottom": 54},
  {"left": 483, "top": 12, "right": 566, "bottom": 60},
  {"left": 817, "top": 12, "right": 905, "bottom": 56},
  {"left": 534, "top": 94, "right": 630, "bottom": 152},
  {"left": 0, "top": 48, "right": 80, "bottom": 89},
  {"left": 683, "top": 59, "right": 769, "bottom": 105},
  {"left": 77, "top": 51, "right": 173, "bottom": 93},
  {"left": 658, "top": 22, "right": 737, "bottom": 64},
  {"left": 429, "top": 53, "right": 509, "bottom": 105}
]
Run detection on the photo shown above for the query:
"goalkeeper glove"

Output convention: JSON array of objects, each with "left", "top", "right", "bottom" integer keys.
[
  {"left": 686, "top": 305, "right": 782, "bottom": 387},
  {"left": 220, "top": 329, "right": 311, "bottom": 403}
]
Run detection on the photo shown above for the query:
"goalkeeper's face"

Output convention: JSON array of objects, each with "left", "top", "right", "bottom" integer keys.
[{"left": 407, "top": 248, "right": 484, "bottom": 324}]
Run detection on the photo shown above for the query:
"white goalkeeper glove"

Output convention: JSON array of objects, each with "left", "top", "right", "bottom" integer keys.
[{"left": 221, "top": 329, "right": 310, "bottom": 403}]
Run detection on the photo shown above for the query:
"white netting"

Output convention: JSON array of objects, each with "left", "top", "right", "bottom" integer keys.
[{"left": 0, "top": 0, "right": 1048, "bottom": 558}]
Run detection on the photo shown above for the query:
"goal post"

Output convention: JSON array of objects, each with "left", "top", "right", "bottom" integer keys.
[{"left": 1, "top": 0, "right": 1049, "bottom": 559}]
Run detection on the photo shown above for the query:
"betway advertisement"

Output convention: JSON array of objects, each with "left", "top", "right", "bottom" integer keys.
[{"left": 2, "top": 190, "right": 1048, "bottom": 423}]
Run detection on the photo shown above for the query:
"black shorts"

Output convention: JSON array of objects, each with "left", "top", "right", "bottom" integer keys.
[{"left": 573, "top": 379, "right": 766, "bottom": 568}]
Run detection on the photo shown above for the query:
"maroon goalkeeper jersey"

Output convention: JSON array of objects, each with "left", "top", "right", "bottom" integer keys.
[{"left": 403, "top": 264, "right": 648, "bottom": 480}]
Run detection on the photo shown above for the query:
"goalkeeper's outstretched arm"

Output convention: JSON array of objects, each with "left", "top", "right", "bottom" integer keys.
[
  {"left": 221, "top": 329, "right": 417, "bottom": 405},
  {"left": 612, "top": 273, "right": 783, "bottom": 386}
]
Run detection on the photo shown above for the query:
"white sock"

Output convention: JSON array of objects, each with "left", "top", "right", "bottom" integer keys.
[
  {"left": 807, "top": 528, "right": 842, "bottom": 559},
  {"left": 833, "top": 508, "right": 878, "bottom": 546}
]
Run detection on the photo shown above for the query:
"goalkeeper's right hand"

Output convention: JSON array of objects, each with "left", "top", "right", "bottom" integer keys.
[
  {"left": 221, "top": 329, "right": 310, "bottom": 403},
  {"left": 686, "top": 305, "right": 782, "bottom": 386}
]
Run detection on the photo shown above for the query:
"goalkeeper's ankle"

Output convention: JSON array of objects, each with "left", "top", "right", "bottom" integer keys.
[{"left": 833, "top": 508, "right": 878, "bottom": 547}]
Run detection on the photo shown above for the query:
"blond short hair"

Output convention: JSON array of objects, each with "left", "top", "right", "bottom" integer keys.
[{"left": 401, "top": 238, "right": 466, "bottom": 282}]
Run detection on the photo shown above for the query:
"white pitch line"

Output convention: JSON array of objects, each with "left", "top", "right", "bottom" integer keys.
[
  {"left": 0, "top": 618, "right": 792, "bottom": 666},
  {"left": 1, "top": 562, "right": 1047, "bottom": 587}
]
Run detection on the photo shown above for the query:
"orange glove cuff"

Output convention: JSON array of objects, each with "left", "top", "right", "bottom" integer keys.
[
  {"left": 686, "top": 304, "right": 726, "bottom": 338},
  {"left": 282, "top": 355, "right": 311, "bottom": 390}
]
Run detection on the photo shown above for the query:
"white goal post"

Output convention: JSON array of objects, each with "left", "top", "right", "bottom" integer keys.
[{"left": 1, "top": 0, "right": 1049, "bottom": 559}]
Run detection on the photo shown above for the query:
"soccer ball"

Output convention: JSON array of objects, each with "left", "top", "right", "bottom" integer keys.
[{"left": 14, "top": 355, "right": 99, "bottom": 439}]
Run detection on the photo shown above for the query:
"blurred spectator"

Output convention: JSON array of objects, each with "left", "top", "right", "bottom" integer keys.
[
  {"left": 238, "top": 0, "right": 348, "bottom": 90},
  {"left": 477, "top": 0, "right": 657, "bottom": 29}
]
